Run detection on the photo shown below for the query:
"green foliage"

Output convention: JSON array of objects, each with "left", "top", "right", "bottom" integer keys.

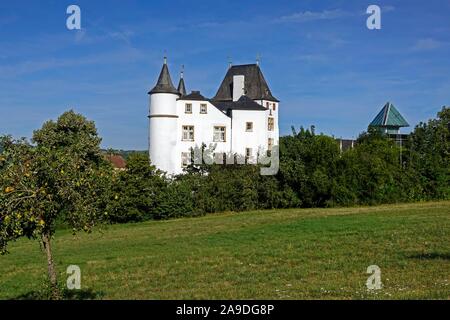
[
  {"left": 0, "top": 111, "right": 111, "bottom": 253},
  {"left": 2, "top": 108, "right": 448, "bottom": 227},
  {"left": 106, "top": 153, "right": 166, "bottom": 222},
  {"left": 0, "top": 110, "right": 112, "bottom": 297},
  {"left": 408, "top": 107, "right": 450, "bottom": 199},
  {"left": 278, "top": 127, "right": 340, "bottom": 207}
]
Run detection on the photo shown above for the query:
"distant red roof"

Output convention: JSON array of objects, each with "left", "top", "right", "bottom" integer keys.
[{"left": 105, "top": 154, "right": 127, "bottom": 169}]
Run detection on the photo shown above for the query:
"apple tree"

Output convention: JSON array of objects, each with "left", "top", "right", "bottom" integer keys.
[{"left": 0, "top": 111, "right": 112, "bottom": 298}]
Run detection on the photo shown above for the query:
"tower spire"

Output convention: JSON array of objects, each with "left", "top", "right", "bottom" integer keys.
[
  {"left": 148, "top": 56, "right": 179, "bottom": 95},
  {"left": 177, "top": 64, "right": 187, "bottom": 96}
]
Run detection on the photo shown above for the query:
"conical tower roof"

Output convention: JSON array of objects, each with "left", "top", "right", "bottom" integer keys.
[
  {"left": 148, "top": 58, "right": 179, "bottom": 95},
  {"left": 177, "top": 69, "right": 187, "bottom": 96},
  {"left": 370, "top": 102, "right": 409, "bottom": 128}
]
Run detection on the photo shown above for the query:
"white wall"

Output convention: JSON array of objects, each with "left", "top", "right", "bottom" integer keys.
[
  {"left": 257, "top": 100, "right": 279, "bottom": 146},
  {"left": 230, "top": 109, "right": 267, "bottom": 163},
  {"left": 150, "top": 95, "right": 280, "bottom": 175},
  {"left": 149, "top": 93, "right": 179, "bottom": 174},
  {"left": 176, "top": 99, "right": 231, "bottom": 173}
]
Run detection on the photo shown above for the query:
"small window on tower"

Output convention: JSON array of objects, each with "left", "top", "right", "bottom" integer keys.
[
  {"left": 268, "top": 138, "right": 274, "bottom": 151},
  {"left": 182, "top": 125, "right": 194, "bottom": 141},
  {"left": 273, "top": 103, "right": 276, "bottom": 111},
  {"left": 268, "top": 117, "right": 275, "bottom": 131},
  {"left": 200, "top": 104, "right": 207, "bottom": 114},
  {"left": 185, "top": 103, "right": 192, "bottom": 114},
  {"left": 266, "top": 102, "right": 270, "bottom": 109},
  {"left": 268, "top": 138, "right": 274, "bottom": 156},
  {"left": 246, "top": 122, "right": 253, "bottom": 132}
]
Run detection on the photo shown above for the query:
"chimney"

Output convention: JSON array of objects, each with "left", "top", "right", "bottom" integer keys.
[{"left": 232, "top": 75, "right": 245, "bottom": 102}]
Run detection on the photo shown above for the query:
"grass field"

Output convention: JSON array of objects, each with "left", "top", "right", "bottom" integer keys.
[{"left": 0, "top": 202, "right": 449, "bottom": 299}]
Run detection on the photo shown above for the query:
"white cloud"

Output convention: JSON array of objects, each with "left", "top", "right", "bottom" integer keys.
[
  {"left": 275, "top": 9, "right": 351, "bottom": 23},
  {"left": 382, "top": 5, "right": 396, "bottom": 13},
  {"left": 0, "top": 47, "right": 146, "bottom": 78},
  {"left": 412, "top": 38, "right": 443, "bottom": 51}
]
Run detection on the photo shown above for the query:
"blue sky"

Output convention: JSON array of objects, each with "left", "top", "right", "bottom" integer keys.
[{"left": 0, "top": 0, "right": 449, "bottom": 149}]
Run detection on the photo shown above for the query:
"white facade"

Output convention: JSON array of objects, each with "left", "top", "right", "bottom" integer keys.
[{"left": 148, "top": 61, "right": 279, "bottom": 175}]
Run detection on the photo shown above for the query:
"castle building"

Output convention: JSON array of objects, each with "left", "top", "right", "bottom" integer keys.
[{"left": 148, "top": 58, "right": 279, "bottom": 175}]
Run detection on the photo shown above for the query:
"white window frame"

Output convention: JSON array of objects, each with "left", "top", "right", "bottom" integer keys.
[
  {"left": 246, "top": 122, "right": 253, "bottom": 132},
  {"left": 268, "top": 138, "right": 274, "bottom": 151},
  {"left": 181, "top": 152, "right": 191, "bottom": 168},
  {"left": 268, "top": 117, "right": 274, "bottom": 131},
  {"left": 213, "top": 126, "right": 226, "bottom": 142},
  {"left": 200, "top": 104, "right": 207, "bottom": 114},
  {"left": 182, "top": 125, "right": 194, "bottom": 141},
  {"left": 245, "top": 148, "right": 252, "bottom": 162},
  {"left": 185, "top": 103, "right": 192, "bottom": 114}
]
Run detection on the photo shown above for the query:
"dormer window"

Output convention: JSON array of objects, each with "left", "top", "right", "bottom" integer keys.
[{"left": 185, "top": 103, "right": 192, "bottom": 114}]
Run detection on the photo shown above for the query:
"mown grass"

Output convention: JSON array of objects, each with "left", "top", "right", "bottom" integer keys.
[{"left": 0, "top": 201, "right": 449, "bottom": 299}]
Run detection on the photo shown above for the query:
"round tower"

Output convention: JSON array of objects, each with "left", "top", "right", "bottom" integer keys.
[{"left": 148, "top": 57, "right": 180, "bottom": 174}]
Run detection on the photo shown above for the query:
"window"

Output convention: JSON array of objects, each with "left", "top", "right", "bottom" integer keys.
[
  {"left": 182, "top": 125, "right": 194, "bottom": 141},
  {"left": 268, "top": 117, "right": 274, "bottom": 131},
  {"left": 246, "top": 122, "right": 253, "bottom": 132},
  {"left": 268, "top": 138, "right": 274, "bottom": 151},
  {"left": 213, "top": 152, "right": 226, "bottom": 164},
  {"left": 181, "top": 152, "right": 191, "bottom": 168},
  {"left": 200, "top": 104, "right": 207, "bottom": 114},
  {"left": 266, "top": 102, "right": 270, "bottom": 109},
  {"left": 273, "top": 103, "right": 276, "bottom": 111},
  {"left": 185, "top": 103, "right": 192, "bottom": 114},
  {"left": 245, "top": 148, "right": 252, "bottom": 163},
  {"left": 213, "top": 126, "right": 226, "bottom": 142}
]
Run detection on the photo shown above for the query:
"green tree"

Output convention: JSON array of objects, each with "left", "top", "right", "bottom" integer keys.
[
  {"left": 278, "top": 127, "right": 340, "bottom": 207},
  {"left": 107, "top": 153, "right": 167, "bottom": 222},
  {"left": 409, "top": 107, "right": 450, "bottom": 199},
  {"left": 0, "top": 111, "right": 111, "bottom": 298}
]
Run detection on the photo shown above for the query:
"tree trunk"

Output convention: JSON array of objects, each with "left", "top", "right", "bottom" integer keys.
[{"left": 41, "top": 233, "right": 60, "bottom": 299}]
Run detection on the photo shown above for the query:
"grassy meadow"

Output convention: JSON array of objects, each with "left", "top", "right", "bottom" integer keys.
[{"left": 0, "top": 201, "right": 449, "bottom": 299}]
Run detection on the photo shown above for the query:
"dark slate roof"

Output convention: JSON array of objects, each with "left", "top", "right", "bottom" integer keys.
[
  {"left": 177, "top": 77, "right": 187, "bottom": 96},
  {"left": 212, "top": 95, "right": 267, "bottom": 113},
  {"left": 370, "top": 102, "right": 409, "bottom": 128},
  {"left": 180, "top": 91, "right": 208, "bottom": 101},
  {"left": 148, "top": 62, "right": 179, "bottom": 95},
  {"left": 212, "top": 64, "right": 279, "bottom": 102}
]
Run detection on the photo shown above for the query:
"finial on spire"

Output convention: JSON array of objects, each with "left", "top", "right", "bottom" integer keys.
[
  {"left": 180, "top": 64, "right": 184, "bottom": 78},
  {"left": 163, "top": 50, "right": 167, "bottom": 64},
  {"left": 256, "top": 53, "right": 261, "bottom": 66},
  {"left": 227, "top": 56, "right": 232, "bottom": 69}
]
